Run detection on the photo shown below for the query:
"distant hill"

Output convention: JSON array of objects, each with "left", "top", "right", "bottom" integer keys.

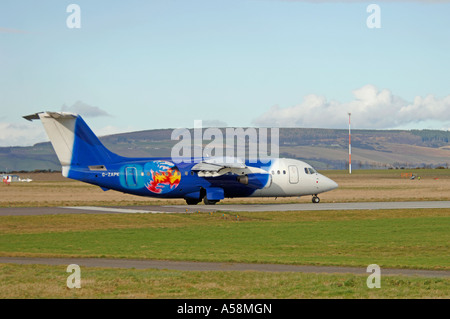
[{"left": 1, "top": 128, "right": 449, "bottom": 172}]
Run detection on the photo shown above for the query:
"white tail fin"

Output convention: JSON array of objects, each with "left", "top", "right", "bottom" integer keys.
[
  {"left": 24, "top": 112, "right": 122, "bottom": 170},
  {"left": 24, "top": 112, "right": 77, "bottom": 166}
]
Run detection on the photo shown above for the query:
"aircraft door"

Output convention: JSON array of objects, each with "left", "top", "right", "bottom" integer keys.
[
  {"left": 125, "top": 167, "right": 138, "bottom": 187},
  {"left": 288, "top": 165, "right": 299, "bottom": 184}
]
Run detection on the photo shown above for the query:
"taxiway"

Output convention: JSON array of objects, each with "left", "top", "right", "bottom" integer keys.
[
  {"left": 0, "top": 256, "right": 448, "bottom": 277},
  {"left": 0, "top": 201, "right": 449, "bottom": 216}
]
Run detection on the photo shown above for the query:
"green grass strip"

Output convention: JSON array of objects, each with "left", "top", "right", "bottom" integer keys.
[
  {"left": 1, "top": 210, "right": 449, "bottom": 270},
  {"left": 0, "top": 263, "right": 448, "bottom": 299}
]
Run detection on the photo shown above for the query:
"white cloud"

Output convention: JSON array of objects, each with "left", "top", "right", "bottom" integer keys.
[
  {"left": 61, "top": 101, "right": 112, "bottom": 118},
  {"left": 0, "top": 122, "right": 138, "bottom": 147},
  {"left": 253, "top": 84, "right": 450, "bottom": 129},
  {"left": 0, "top": 27, "right": 29, "bottom": 34},
  {"left": 0, "top": 122, "right": 48, "bottom": 147}
]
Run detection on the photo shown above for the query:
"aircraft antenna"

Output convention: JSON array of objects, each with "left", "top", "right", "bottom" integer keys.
[{"left": 348, "top": 112, "right": 352, "bottom": 174}]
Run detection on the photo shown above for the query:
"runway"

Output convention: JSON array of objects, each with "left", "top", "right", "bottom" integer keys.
[
  {"left": 0, "top": 201, "right": 449, "bottom": 215},
  {"left": 0, "top": 256, "right": 448, "bottom": 277}
]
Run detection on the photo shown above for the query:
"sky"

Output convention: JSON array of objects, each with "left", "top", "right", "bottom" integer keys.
[{"left": 1, "top": 0, "right": 450, "bottom": 146}]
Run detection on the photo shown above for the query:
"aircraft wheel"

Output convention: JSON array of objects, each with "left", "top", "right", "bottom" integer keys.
[
  {"left": 185, "top": 198, "right": 200, "bottom": 205},
  {"left": 312, "top": 196, "right": 320, "bottom": 204},
  {"left": 203, "top": 197, "right": 219, "bottom": 205}
]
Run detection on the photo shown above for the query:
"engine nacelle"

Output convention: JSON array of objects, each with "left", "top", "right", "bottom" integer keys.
[{"left": 237, "top": 173, "right": 271, "bottom": 189}]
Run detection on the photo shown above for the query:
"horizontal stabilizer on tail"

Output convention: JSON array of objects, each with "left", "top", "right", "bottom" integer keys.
[{"left": 23, "top": 112, "right": 77, "bottom": 122}]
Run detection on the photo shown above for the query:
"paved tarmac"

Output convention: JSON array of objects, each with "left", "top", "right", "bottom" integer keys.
[
  {"left": 0, "top": 201, "right": 449, "bottom": 215},
  {"left": 0, "top": 256, "right": 448, "bottom": 277}
]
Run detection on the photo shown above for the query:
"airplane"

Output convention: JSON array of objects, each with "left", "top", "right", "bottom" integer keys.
[
  {"left": 2, "top": 175, "right": 33, "bottom": 184},
  {"left": 24, "top": 111, "right": 338, "bottom": 205}
]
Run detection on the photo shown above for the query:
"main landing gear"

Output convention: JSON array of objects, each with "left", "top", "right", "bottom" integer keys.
[
  {"left": 185, "top": 198, "right": 201, "bottom": 205},
  {"left": 312, "top": 195, "right": 320, "bottom": 204},
  {"left": 203, "top": 197, "right": 219, "bottom": 205},
  {"left": 185, "top": 187, "right": 221, "bottom": 205},
  {"left": 185, "top": 197, "right": 220, "bottom": 205}
]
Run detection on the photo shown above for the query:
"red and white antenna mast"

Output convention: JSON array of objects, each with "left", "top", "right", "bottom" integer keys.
[{"left": 348, "top": 112, "right": 352, "bottom": 174}]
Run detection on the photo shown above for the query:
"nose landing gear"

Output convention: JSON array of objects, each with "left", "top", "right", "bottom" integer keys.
[{"left": 312, "top": 195, "right": 320, "bottom": 203}]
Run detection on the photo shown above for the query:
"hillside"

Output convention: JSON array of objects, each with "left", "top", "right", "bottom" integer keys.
[{"left": 1, "top": 128, "right": 449, "bottom": 172}]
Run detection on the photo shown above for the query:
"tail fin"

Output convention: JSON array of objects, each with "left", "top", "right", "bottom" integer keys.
[{"left": 24, "top": 112, "right": 122, "bottom": 169}]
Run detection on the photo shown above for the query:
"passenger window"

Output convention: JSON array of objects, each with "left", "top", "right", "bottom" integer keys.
[
  {"left": 283, "top": 170, "right": 286, "bottom": 175},
  {"left": 277, "top": 170, "right": 280, "bottom": 175},
  {"left": 272, "top": 170, "right": 275, "bottom": 175}
]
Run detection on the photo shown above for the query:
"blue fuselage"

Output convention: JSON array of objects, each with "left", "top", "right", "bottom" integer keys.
[{"left": 66, "top": 157, "right": 272, "bottom": 199}]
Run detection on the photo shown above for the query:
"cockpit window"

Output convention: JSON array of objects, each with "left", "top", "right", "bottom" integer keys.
[{"left": 304, "top": 167, "right": 317, "bottom": 174}]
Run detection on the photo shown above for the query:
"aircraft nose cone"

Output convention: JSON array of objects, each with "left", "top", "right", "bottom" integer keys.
[{"left": 318, "top": 175, "right": 338, "bottom": 192}]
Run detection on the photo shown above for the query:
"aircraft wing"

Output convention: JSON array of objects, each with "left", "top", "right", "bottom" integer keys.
[{"left": 192, "top": 157, "right": 267, "bottom": 177}]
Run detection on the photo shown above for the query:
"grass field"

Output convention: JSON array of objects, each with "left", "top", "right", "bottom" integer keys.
[
  {"left": 1, "top": 264, "right": 448, "bottom": 298},
  {"left": 1, "top": 170, "right": 449, "bottom": 298},
  {"left": 1, "top": 209, "right": 449, "bottom": 298},
  {"left": 1, "top": 210, "right": 449, "bottom": 270}
]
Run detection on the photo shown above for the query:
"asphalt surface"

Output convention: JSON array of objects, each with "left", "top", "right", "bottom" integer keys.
[
  {"left": 0, "top": 201, "right": 449, "bottom": 215},
  {"left": 0, "top": 257, "right": 449, "bottom": 277}
]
